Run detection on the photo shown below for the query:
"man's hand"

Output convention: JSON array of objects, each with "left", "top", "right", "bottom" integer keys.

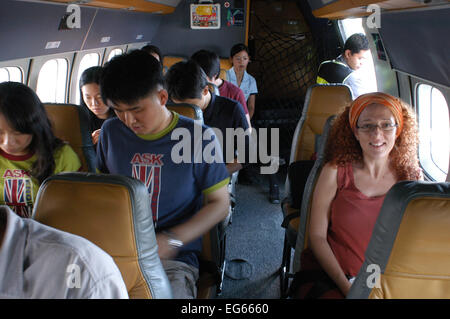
[
  {"left": 92, "top": 129, "right": 101, "bottom": 145},
  {"left": 156, "top": 232, "right": 180, "bottom": 260}
]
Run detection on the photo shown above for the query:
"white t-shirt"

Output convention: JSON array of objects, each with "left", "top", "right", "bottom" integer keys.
[
  {"left": 226, "top": 67, "right": 258, "bottom": 102},
  {"left": 0, "top": 206, "right": 128, "bottom": 299}
]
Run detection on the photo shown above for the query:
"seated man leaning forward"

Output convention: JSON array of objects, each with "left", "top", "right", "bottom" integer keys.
[
  {"left": 97, "top": 50, "right": 230, "bottom": 299},
  {"left": 165, "top": 59, "right": 251, "bottom": 176},
  {"left": 0, "top": 205, "right": 128, "bottom": 299}
]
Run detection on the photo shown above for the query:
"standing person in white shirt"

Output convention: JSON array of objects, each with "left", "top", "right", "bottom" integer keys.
[
  {"left": 226, "top": 43, "right": 281, "bottom": 204},
  {"left": 226, "top": 43, "right": 258, "bottom": 119}
]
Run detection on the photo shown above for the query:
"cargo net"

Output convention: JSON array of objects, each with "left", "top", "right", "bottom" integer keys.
[
  {"left": 249, "top": 13, "right": 321, "bottom": 162},
  {"left": 249, "top": 17, "right": 319, "bottom": 103}
]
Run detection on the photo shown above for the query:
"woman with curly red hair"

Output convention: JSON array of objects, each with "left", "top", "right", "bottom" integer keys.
[{"left": 294, "top": 92, "right": 422, "bottom": 299}]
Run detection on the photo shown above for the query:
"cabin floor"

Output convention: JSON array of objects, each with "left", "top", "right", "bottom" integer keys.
[{"left": 217, "top": 163, "right": 289, "bottom": 299}]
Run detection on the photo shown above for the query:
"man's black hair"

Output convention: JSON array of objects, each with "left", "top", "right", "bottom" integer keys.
[
  {"left": 100, "top": 49, "right": 164, "bottom": 105},
  {"left": 343, "top": 33, "right": 369, "bottom": 55},
  {"left": 230, "top": 43, "right": 249, "bottom": 58},
  {"left": 165, "top": 60, "right": 209, "bottom": 101},
  {"left": 190, "top": 49, "right": 221, "bottom": 80},
  {"left": 141, "top": 44, "right": 163, "bottom": 66}
]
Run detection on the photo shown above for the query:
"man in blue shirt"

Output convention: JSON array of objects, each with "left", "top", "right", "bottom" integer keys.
[{"left": 97, "top": 50, "right": 230, "bottom": 298}]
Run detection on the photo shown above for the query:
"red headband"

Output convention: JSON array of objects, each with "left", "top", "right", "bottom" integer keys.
[{"left": 349, "top": 92, "right": 404, "bottom": 137}]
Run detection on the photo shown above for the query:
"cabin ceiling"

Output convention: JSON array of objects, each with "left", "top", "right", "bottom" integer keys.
[
  {"left": 15, "top": 0, "right": 182, "bottom": 14},
  {"left": 307, "top": 0, "right": 449, "bottom": 19}
]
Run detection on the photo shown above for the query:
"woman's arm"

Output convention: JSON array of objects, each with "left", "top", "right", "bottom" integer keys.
[
  {"left": 308, "top": 163, "right": 352, "bottom": 296},
  {"left": 247, "top": 94, "right": 255, "bottom": 119}
]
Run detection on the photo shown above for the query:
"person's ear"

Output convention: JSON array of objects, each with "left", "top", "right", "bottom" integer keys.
[
  {"left": 202, "top": 85, "right": 209, "bottom": 97},
  {"left": 158, "top": 88, "right": 169, "bottom": 106},
  {"left": 344, "top": 49, "right": 352, "bottom": 60}
]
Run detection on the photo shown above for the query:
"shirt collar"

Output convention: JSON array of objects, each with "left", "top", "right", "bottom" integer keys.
[
  {"left": 336, "top": 54, "right": 349, "bottom": 68},
  {"left": 137, "top": 111, "right": 179, "bottom": 141}
]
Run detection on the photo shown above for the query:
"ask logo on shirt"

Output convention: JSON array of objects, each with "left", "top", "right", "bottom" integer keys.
[
  {"left": 2, "top": 169, "right": 34, "bottom": 217},
  {"left": 130, "top": 153, "right": 163, "bottom": 225}
]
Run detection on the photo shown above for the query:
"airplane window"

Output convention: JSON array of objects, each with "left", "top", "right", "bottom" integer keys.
[
  {"left": 36, "top": 58, "right": 68, "bottom": 103},
  {"left": 338, "top": 18, "right": 378, "bottom": 94},
  {"left": 418, "top": 84, "right": 449, "bottom": 181},
  {"left": 0, "top": 66, "right": 23, "bottom": 83},
  {"left": 107, "top": 48, "right": 123, "bottom": 61},
  {"left": 75, "top": 53, "right": 100, "bottom": 104}
]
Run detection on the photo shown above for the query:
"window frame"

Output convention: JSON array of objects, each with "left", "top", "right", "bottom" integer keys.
[
  {"left": 0, "top": 58, "right": 30, "bottom": 84},
  {"left": 28, "top": 52, "right": 74, "bottom": 104},
  {"left": 413, "top": 78, "right": 450, "bottom": 182},
  {"left": 103, "top": 46, "right": 126, "bottom": 63},
  {"left": 72, "top": 51, "right": 102, "bottom": 105},
  {"left": 68, "top": 49, "right": 104, "bottom": 104},
  {"left": 35, "top": 57, "right": 69, "bottom": 104},
  {"left": 0, "top": 66, "right": 23, "bottom": 83}
]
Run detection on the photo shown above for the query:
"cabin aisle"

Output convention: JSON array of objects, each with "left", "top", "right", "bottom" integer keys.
[{"left": 217, "top": 165, "right": 287, "bottom": 299}]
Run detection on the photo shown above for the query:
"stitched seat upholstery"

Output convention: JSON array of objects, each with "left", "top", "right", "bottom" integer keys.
[
  {"left": 279, "top": 84, "right": 352, "bottom": 297},
  {"left": 44, "top": 103, "right": 96, "bottom": 172},
  {"left": 347, "top": 181, "right": 450, "bottom": 299},
  {"left": 32, "top": 172, "right": 173, "bottom": 299}
]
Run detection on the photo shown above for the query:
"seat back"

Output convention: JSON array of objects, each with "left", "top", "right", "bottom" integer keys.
[
  {"left": 292, "top": 115, "right": 336, "bottom": 272},
  {"left": 165, "top": 100, "right": 227, "bottom": 298},
  {"left": 208, "top": 82, "right": 220, "bottom": 96},
  {"left": 219, "top": 58, "right": 232, "bottom": 80},
  {"left": 44, "top": 103, "right": 96, "bottom": 172},
  {"left": 32, "top": 172, "right": 172, "bottom": 299},
  {"left": 283, "top": 84, "right": 352, "bottom": 209},
  {"left": 197, "top": 210, "right": 226, "bottom": 299},
  {"left": 166, "top": 102, "right": 204, "bottom": 122},
  {"left": 289, "top": 84, "right": 352, "bottom": 164},
  {"left": 163, "top": 55, "right": 187, "bottom": 73},
  {"left": 347, "top": 181, "right": 450, "bottom": 299}
]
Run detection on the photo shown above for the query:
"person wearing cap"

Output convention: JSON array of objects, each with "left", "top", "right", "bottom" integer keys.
[{"left": 292, "top": 92, "right": 422, "bottom": 299}]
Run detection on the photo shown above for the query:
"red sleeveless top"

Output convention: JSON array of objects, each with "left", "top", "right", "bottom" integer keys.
[{"left": 327, "top": 163, "right": 386, "bottom": 277}]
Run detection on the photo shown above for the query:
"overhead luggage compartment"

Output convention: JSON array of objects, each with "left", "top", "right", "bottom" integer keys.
[
  {"left": 20, "top": 0, "right": 181, "bottom": 14},
  {"left": 306, "top": 0, "right": 444, "bottom": 19}
]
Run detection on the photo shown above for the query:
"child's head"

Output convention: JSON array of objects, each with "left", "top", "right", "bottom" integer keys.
[
  {"left": 0, "top": 81, "right": 61, "bottom": 182},
  {"left": 79, "top": 66, "right": 110, "bottom": 119},
  {"left": 230, "top": 43, "right": 250, "bottom": 71}
]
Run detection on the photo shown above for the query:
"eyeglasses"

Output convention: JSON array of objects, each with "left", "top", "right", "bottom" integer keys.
[{"left": 356, "top": 122, "right": 398, "bottom": 133}]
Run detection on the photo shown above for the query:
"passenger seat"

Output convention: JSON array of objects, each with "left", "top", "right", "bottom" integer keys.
[
  {"left": 348, "top": 181, "right": 450, "bottom": 299},
  {"left": 32, "top": 172, "right": 173, "bottom": 299},
  {"left": 44, "top": 103, "right": 96, "bottom": 172},
  {"left": 280, "top": 83, "right": 352, "bottom": 297}
]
